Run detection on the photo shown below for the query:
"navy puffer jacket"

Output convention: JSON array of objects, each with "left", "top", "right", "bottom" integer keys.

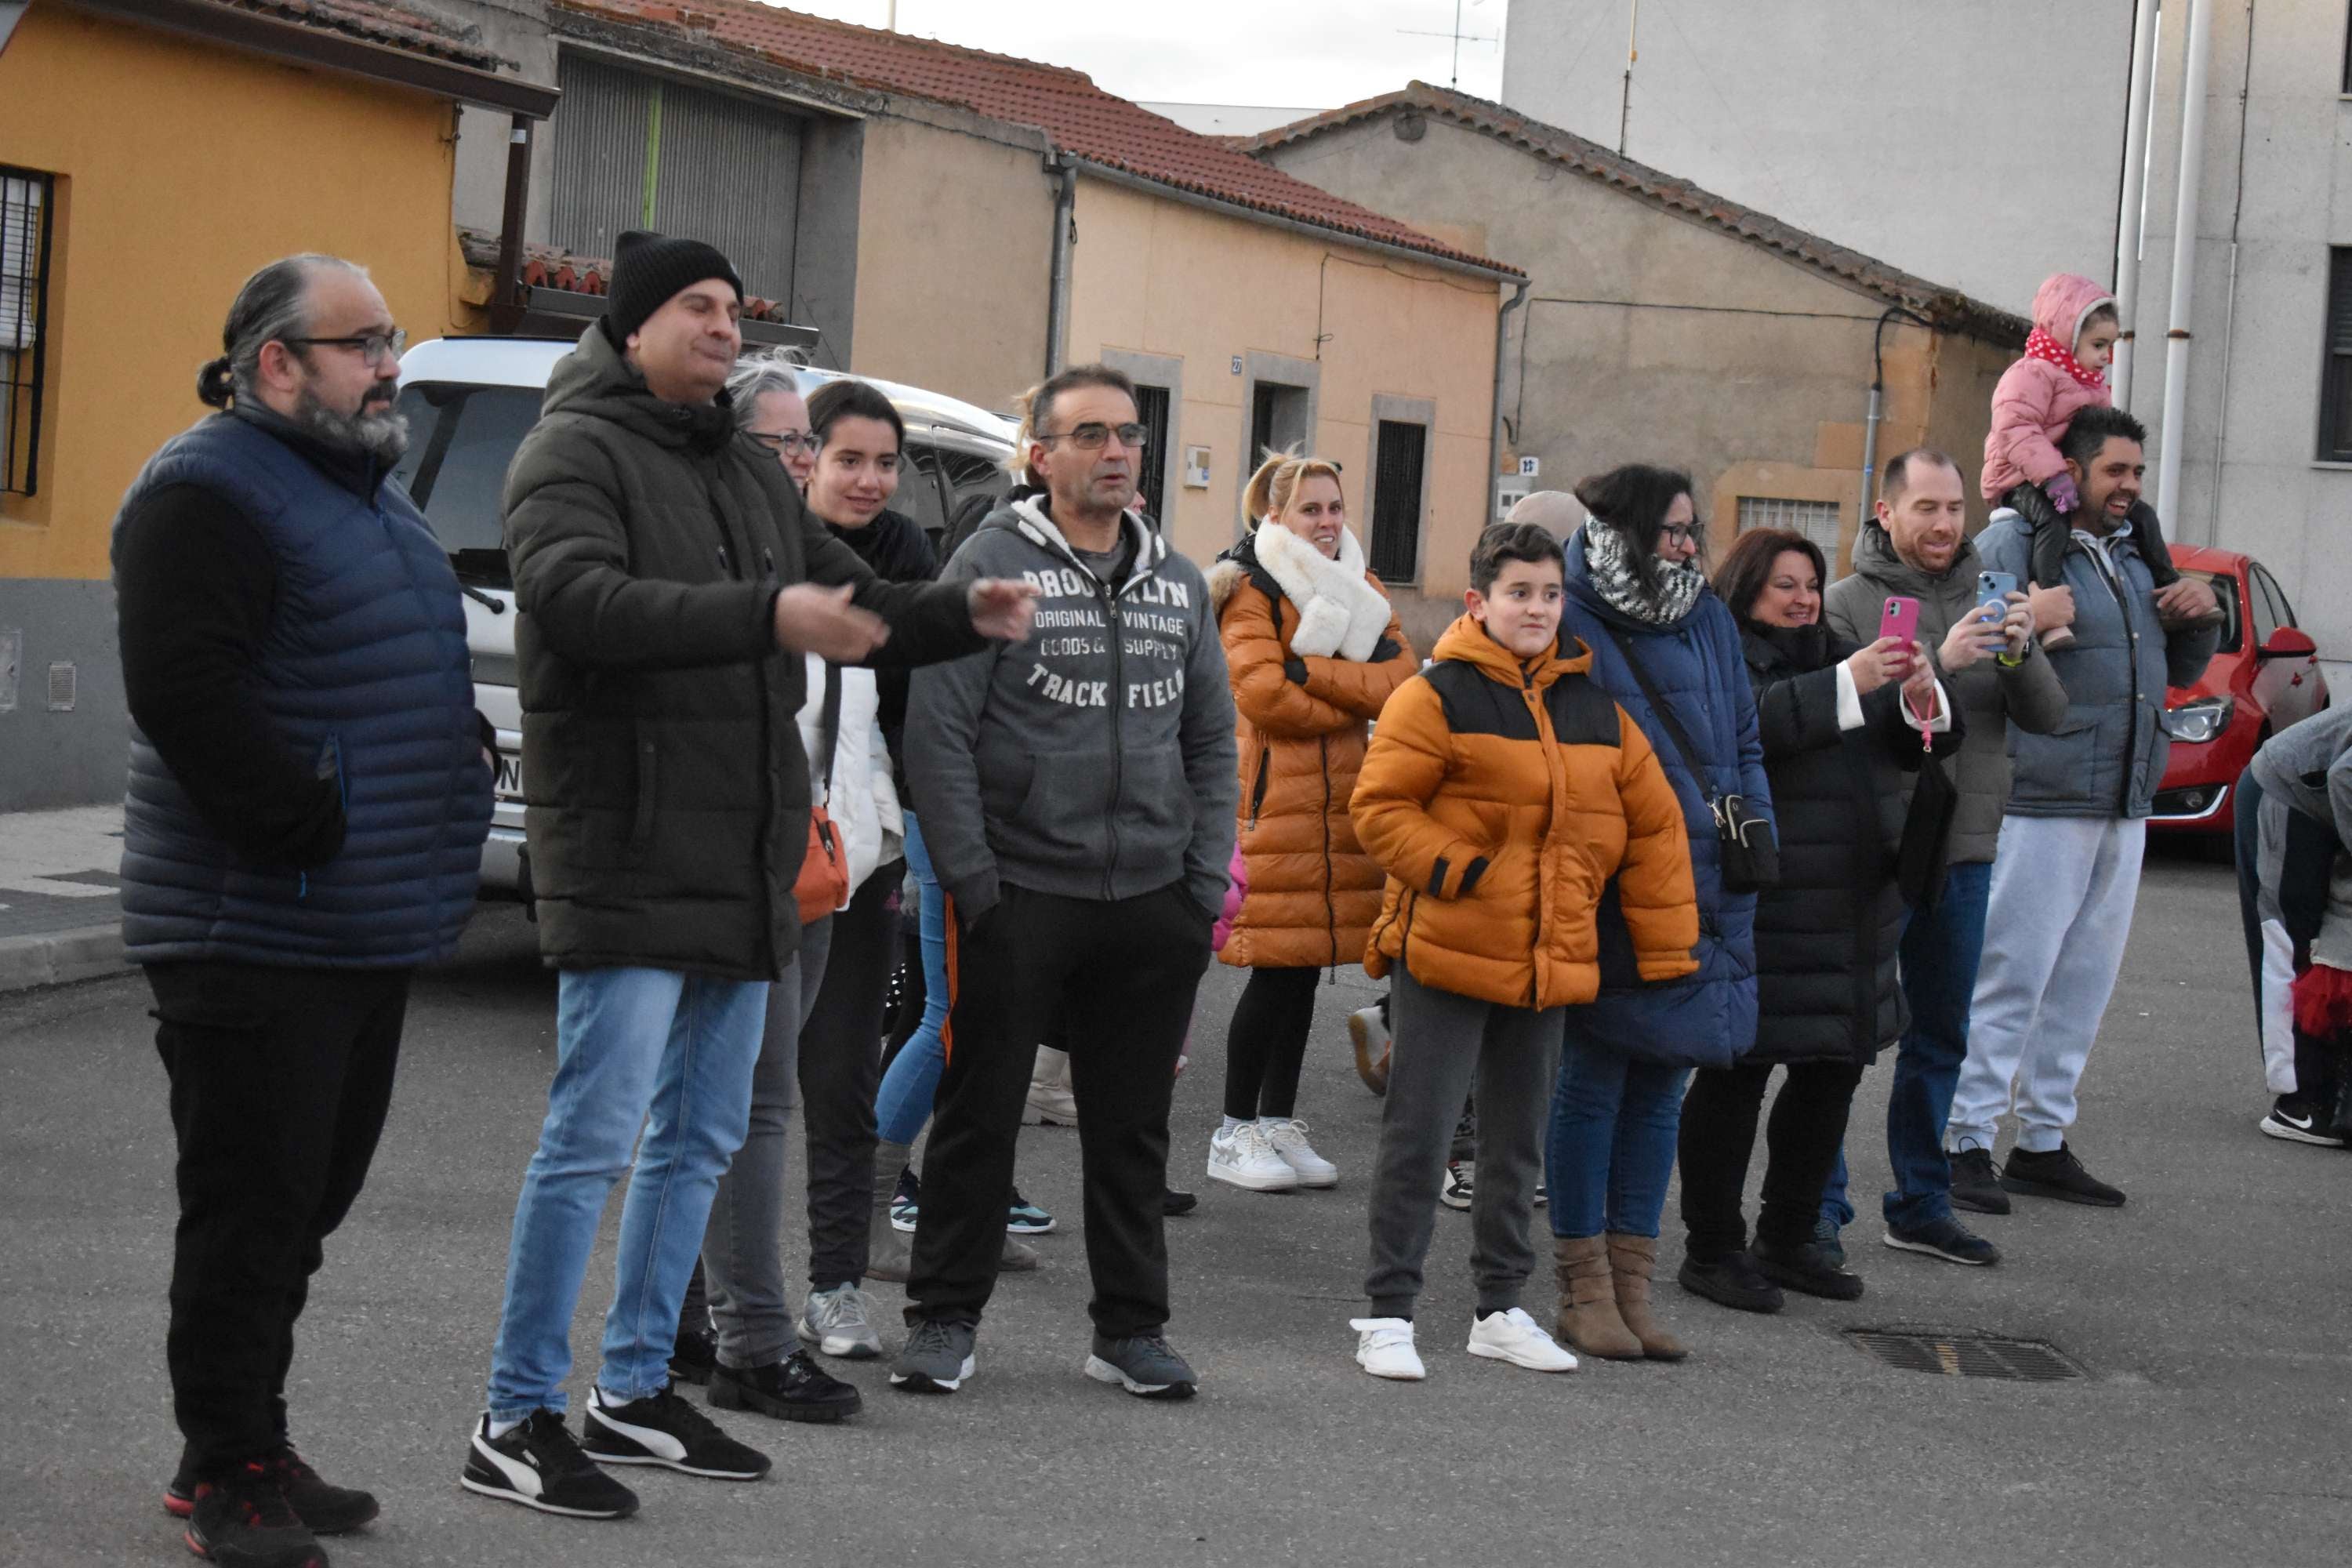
[{"left": 1558, "top": 527, "right": 1769, "bottom": 1069}]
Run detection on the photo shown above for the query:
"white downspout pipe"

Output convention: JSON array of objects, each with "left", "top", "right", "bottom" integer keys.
[
  {"left": 2155, "top": 0, "right": 2213, "bottom": 531},
  {"left": 2111, "top": 0, "right": 2162, "bottom": 408}
]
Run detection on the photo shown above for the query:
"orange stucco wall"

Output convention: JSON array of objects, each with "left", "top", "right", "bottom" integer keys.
[{"left": 0, "top": 5, "right": 465, "bottom": 580}]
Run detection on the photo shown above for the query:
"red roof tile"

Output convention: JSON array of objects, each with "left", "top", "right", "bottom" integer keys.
[
  {"left": 211, "top": 0, "right": 507, "bottom": 69},
  {"left": 552, "top": 0, "right": 1520, "bottom": 278},
  {"left": 1248, "top": 83, "right": 2025, "bottom": 346}
]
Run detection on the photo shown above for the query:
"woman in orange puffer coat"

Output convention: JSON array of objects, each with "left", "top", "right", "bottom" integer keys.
[{"left": 1203, "top": 453, "right": 1415, "bottom": 1196}]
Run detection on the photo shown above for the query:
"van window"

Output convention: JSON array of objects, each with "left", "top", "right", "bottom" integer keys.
[
  {"left": 390, "top": 383, "right": 544, "bottom": 583},
  {"left": 894, "top": 443, "right": 951, "bottom": 537},
  {"left": 938, "top": 448, "right": 1011, "bottom": 513}
]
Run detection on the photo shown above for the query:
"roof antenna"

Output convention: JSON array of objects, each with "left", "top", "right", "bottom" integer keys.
[
  {"left": 1617, "top": 0, "right": 1641, "bottom": 154},
  {"left": 1396, "top": 0, "right": 1495, "bottom": 89}
]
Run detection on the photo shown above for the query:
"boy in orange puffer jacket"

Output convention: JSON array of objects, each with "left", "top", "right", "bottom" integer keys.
[{"left": 1345, "top": 522, "right": 1697, "bottom": 1383}]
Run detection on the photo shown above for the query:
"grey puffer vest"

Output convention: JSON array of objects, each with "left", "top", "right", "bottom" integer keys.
[{"left": 111, "top": 415, "right": 492, "bottom": 965}]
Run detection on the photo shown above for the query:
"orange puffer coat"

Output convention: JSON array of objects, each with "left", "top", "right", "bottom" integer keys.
[
  {"left": 1208, "top": 520, "right": 1416, "bottom": 971},
  {"left": 1353, "top": 615, "right": 1700, "bottom": 1010}
]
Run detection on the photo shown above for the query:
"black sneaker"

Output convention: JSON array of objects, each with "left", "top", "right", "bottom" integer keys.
[
  {"left": 2000, "top": 1142, "right": 2125, "bottom": 1207},
  {"left": 708, "top": 1350, "right": 863, "bottom": 1424},
  {"left": 669, "top": 1325, "right": 718, "bottom": 1386},
  {"left": 1676, "top": 1250, "right": 1784, "bottom": 1312},
  {"left": 1162, "top": 1186, "right": 1200, "bottom": 1217},
  {"left": 890, "top": 1319, "right": 978, "bottom": 1394},
  {"left": 1084, "top": 1331, "right": 1198, "bottom": 1399},
  {"left": 1811, "top": 1213, "right": 1846, "bottom": 1271},
  {"left": 460, "top": 1411, "right": 639, "bottom": 1519},
  {"left": 1948, "top": 1145, "right": 2012, "bottom": 1215},
  {"left": 1753, "top": 1236, "right": 1864, "bottom": 1301},
  {"left": 581, "top": 1385, "right": 771, "bottom": 1480},
  {"left": 1882, "top": 1215, "right": 2002, "bottom": 1266},
  {"left": 1439, "top": 1160, "right": 1474, "bottom": 1210},
  {"left": 2258, "top": 1096, "right": 2347, "bottom": 1148},
  {"left": 889, "top": 1168, "right": 920, "bottom": 1233},
  {"left": 1007, "top": 1188, "right": 1056, "bottom": 1236},
  {"left": 183, "top": 1460, "right": 324, "bottom": 1567}
]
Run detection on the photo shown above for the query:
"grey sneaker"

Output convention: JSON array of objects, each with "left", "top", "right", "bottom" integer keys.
[
  {"left": 1083, "top": 1332, "right": 1198, "bottom": 1400},
  {"left": 797, "top": 1283, "right": 882, "bottom": 1359},
  {"left": 889, "top": 1319, "right": 977, "bottom": 1395}
]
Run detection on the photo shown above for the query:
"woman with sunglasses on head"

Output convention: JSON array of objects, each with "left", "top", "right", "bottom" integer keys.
[{"left": 1541, "top": 464, "right": 1771, "bottom": 1366}]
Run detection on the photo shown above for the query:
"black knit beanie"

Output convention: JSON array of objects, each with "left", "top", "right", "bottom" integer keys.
[{"left": 602, "top": 229, "right": 743, "bottom": 348}]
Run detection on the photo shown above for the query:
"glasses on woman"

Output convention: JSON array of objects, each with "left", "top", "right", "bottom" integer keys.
[
  {"left": 1036, "top": 422, "right": 1149, "bottom": 451},
  {"left": 748, "top": 430, "right": 822, "bottom": 456},
  {"left": 1659, "top": 524, "right": 1699, "bottom": 546}
]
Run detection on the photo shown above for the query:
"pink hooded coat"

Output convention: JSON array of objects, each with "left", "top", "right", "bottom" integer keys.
[{"left": 1980, "top": 272, "right": 2116, "bottom": 501}]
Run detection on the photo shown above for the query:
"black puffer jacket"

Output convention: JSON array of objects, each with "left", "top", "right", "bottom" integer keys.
[
  {"left": 1742, "top": 622, "right": 1961, "bottom": 1065},
  {"left": 503, "top": 326, "right": 980, "bottom": 979}
]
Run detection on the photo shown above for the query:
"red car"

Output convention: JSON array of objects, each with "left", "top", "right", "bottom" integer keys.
[{"left": 2148, "top": 544, "right": 2329, "bottom": 837}]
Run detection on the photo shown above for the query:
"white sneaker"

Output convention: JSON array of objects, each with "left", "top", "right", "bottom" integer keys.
[
  {"left": 1207, "top": 1122, "right": 1299, "bottom": 1192},
  {"left": 1439, "top": 1160, "right": 1474, "bottom": 1210},
  {"left": 1466, "top": 1307, "right": 1578, "bottom": 1373},
  {"left": 796, "top": 1283, "right": 882, "bottom": 1359},
  {"left": 1351, "top": 1316, "right": 1425, "bottom": 1380},
  {"left": 1261, "top": 1117, "right": 1339, "bottom": 1188}
]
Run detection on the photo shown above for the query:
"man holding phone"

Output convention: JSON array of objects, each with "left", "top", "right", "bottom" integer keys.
[
  {"left": 1946, "top": 407, "right": 2217, "bottom": 1209},
  {"left": 1820, "top": 449, "right": 2062, "bottom": 1266}
]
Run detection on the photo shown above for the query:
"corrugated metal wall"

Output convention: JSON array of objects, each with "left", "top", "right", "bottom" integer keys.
[{"left": 550, "top": 51, "right": 806, "bottom": 303}]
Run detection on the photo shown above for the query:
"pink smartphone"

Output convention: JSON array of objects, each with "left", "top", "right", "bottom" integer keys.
[{"left": 1877, "top": 594, "right": 1921, "bottom": 652}]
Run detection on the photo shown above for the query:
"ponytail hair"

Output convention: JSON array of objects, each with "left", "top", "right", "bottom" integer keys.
[
  {"left": 204, "top": 253, "right": 367, "bottom": 408},
  {"left": 1242, "top": 447, "right": 1343, "bottom": 529}
]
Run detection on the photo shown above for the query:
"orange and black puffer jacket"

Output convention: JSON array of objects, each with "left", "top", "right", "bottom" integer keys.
[
  {"left": 1353, "top": 615, "right": 1700, "bottom": 1010},
  {"left": 1207, "top": 522, "right": 1416, "bottom": 971}
]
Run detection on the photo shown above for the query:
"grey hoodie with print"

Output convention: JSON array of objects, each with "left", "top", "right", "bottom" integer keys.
[{"left": 904, "top": 494, "right": 1239, "bottom": 924}]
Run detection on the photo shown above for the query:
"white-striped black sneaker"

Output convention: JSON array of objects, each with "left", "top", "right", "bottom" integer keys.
[
  {"left": 459, "top": 1411, "right": 638, "bottom": 1519},
  {"left": 580, "top": 1385, "right": 771, "bottom": 1480}
]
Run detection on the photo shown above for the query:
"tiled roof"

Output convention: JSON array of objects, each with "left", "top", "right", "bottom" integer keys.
[
  {"left": 552, "top": 1, "right": 1521, "bottom": 278},
  {"left": 456, "top": 228, "right": 802, "bottom": 322},
  {"left": 1246, "top": 83, "right": 2027, "bottom": 345},
  {"left": 212, "top": 0, "right": 507, "bottom": 69}
]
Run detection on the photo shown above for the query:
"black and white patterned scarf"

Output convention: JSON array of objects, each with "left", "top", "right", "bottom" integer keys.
[{"left": 1583, "top": 514, "right": 1705, "bottom": 625}]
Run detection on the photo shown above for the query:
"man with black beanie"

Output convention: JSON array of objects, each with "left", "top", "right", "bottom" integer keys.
[{"left": 462, "top": 231, "right": 1036, "bottom": 1523}]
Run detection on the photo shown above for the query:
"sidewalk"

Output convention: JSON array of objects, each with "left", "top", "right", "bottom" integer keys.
[{"left": 0, "top": 804, "right": 128, "bottom": 993}]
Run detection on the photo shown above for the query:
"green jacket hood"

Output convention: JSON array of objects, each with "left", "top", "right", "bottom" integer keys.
[{"left": 540, "top": 323, "right": 736, "bottom": 452}]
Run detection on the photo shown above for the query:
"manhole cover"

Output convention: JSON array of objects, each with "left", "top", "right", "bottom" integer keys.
[{"left": 1844, "top": 1330, "right": 2087, "bottom": 1381}]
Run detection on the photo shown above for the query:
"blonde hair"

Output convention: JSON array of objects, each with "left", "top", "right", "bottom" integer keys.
[{"left": 1243, "top": 448, "right": 1345, "bottom": 528}]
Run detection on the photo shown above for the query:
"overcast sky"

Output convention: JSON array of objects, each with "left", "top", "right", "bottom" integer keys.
[{"left": 766, "top": 0, "right": 1508, "bottom": 108}]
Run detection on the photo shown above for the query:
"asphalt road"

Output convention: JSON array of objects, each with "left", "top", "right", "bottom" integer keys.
[{"left": 4, "top": 844, "right": 2347, "bottom": 1567}]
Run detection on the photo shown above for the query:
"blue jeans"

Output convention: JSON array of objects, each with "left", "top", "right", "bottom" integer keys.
[
  {"left": 874, "top": 811, "right": 949, "bottom": 1147},
  {"left": 1820, "top": 858, "right": 1991, "bottom": 1232},
  {"left": 1544, "top": 1023, "right": 1690, "bottom": 1240},
  {"left": 485, "top": 965, "right": 775, "bottom": 1421}
]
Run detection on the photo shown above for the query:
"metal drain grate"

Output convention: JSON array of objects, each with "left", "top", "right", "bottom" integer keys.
[{"left": 1844, "top": 1330, "right": 2087, "bottom": 1381}]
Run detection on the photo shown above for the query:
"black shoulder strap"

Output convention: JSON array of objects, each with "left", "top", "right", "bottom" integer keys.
[
  {"left": 815, "top": 661, "right": 844, "bottom": 803},
  {"left": 1602, "top": 624, "right": 1708, "bottom": 785}
]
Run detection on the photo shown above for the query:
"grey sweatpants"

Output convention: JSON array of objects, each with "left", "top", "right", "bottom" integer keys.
[
  {"left": 701, "top": 915, "right": 833, "bottom": 1370},
  {"left": 1365, "top": 968, "right": 1563, "bottom": 1319}
]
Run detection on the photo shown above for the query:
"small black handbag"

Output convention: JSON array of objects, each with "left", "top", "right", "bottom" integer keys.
[{"left": 1604, "top": 627, "right": 1780, "bottom": 894}]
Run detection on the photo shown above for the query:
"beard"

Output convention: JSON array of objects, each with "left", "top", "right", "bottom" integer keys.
[{"left": 294, "top": 384, "right": 409, "bottom": 465}]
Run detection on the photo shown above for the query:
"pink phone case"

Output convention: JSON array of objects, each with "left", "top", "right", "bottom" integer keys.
[{"left": 1877, "top": 595, "right": 1921, "bottom": 650}]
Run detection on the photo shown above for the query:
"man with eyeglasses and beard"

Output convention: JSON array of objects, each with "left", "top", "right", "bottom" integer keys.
[
  {"left": 111, "top": 254, "right": 495, "bottom": 1568},
  {"left": 894, "top": 364, "right": 1237, "bottom": 1401}
]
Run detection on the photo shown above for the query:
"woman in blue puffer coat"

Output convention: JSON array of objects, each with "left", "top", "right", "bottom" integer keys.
[{"left": 1544, "top": 464, "right": 1769, "bottom": 1365}]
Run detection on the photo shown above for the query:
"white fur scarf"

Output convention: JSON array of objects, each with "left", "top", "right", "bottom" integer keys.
[{"left": 1250, "top": 517, "right": 1391, "bottom": 662}]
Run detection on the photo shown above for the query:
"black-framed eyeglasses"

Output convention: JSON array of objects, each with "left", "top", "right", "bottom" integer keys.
[
  {"left": 284, "top": 329, "right": 408, "bottom": 365},
  {"left": 748, "top": 430, "right": 822, "bottom": 456},
  {"left": 1036, "top": 422, "right": 1149, "bottom": 451},
  {"left": 1660, "top": 524, "right": 1700, "bottom": 545}
]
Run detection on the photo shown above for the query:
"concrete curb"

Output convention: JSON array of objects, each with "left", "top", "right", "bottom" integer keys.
[{"left": 0, "top": 925, "right": 130, "bottom": 994}]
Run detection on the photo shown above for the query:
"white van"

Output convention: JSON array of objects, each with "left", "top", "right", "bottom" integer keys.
[{"left": 390, "top": 335, "right": 1018, "bottom": 899}]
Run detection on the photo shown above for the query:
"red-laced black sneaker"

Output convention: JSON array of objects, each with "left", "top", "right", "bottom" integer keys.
[
  {"left": 166, "top": 1446, "right": 376, "bottom": 1535},
  {"left": 183, "top": 1461, "right": 325, "bottom": 1566}
]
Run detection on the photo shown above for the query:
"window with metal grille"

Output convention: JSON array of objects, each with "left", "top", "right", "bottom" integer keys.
[
  {"left": 1369, "top": 419, "right": 1427, "bottom": 582},
  {"left": 1133, "top": 383, "right": 1171, "bottom": 524},
  {"left": 2, "top": 167, "right": 54, "bottom": 498},
  {"left": 550, "top": 53, "right": 806, "bottom": 300},
  {"left": 1737, "top": 495, "right": 1841, "bottom": 560},
  {"left": 2320, "top": 248, "right": 2352, "bottom": 462}
]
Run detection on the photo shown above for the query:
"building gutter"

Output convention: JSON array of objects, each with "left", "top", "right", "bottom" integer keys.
[
  {"left": 2111, "top": 0, "right": 2162, "bottom": 408},
  {"left": 1069, "top": 159, "right": 1524, "bottom": 284},
  {"left": 2155, "top": 0, "right": 2216, "bottom": 532},
  {"left": 1489, "top": 279, "right": 1529, "bottom": 522},
  {"left": 1044, "top": 152, "right": 1076, "bottom": 376},
  {"left": 63, "top": 0, "right": 559, "bottom": 118},
  {"left": 1860, "top": 307, "right": 1933, "bottom": 524}
]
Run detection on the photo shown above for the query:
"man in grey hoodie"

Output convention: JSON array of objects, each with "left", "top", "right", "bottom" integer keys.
[{"left": 895, "top": 363, "right": 1238, "bottom": 1400}]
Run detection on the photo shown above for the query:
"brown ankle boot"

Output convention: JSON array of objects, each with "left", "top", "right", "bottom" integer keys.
[
  {"left": 1606, "top": 1232, "right": 1687, "bottom": 1361},
  {"left": 1552, "top": 1235, "right": 1643, "bottom": 1360}
]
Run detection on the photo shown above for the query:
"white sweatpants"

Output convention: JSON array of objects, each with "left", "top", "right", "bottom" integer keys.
[{"left": 1946, "top": 814, "right": 2148, "bottom": 1154}]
